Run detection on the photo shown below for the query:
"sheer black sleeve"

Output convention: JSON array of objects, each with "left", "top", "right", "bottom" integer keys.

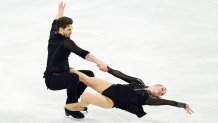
[
  {"left": 144, "top": 97, "right": 187, "bottom": 108},
  {"left": 63, "top": 40, "right": 90, "bottom": 59},
  {"left": 107, "top": 67, "right": 138, "bottom": 83},
  {"left": 49, "top": 20, "right": 57, "bottom": 38}
]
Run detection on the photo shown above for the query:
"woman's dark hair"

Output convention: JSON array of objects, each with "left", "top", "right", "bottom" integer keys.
[{"left": 56, "top": 16, "right": 73, "bottom": 31}]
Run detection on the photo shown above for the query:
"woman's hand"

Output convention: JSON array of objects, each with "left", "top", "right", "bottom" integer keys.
[{"left": 184, "top": 105, "right": 194, "bottom": 114}]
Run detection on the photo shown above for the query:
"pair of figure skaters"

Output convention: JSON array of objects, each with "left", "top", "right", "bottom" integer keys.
[{"left": 44, "top": 1, "right": 193, "bottom": 119}]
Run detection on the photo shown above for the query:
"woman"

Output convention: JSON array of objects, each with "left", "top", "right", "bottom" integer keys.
[{"left": 65, "top": 67, "right": 194, "bottom": 118}]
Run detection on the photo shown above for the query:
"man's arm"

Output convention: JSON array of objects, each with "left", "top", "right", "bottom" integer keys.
[
  {"left": 85, "top": 53, "right": 108, "bottom": 72},
  {"left": 63, "top": 40, "right": 108, "bottom": 72},
  {"left": 49, "top": 1, "right": 65, "bottom": 38},
  {"left": 56, "top": 1, "right": 107, "bottom": 72},
  {"left": 55, "top": 1, "right": 65, "bottom": 20}
]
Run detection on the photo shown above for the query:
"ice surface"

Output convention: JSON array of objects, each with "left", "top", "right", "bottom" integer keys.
[{"left": 0, "top": 0, "right": 218, "bottom": 123}]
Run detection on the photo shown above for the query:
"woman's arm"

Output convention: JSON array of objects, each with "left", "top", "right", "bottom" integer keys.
[
  {"left": 107, "top": 67, "right": 137, "bottom": 82},
  {"left": 144, "top": 98, "right": 194, "bottom": 114},
  {"left": 107, "top": 67, "right": 146, "bottom": 87}
]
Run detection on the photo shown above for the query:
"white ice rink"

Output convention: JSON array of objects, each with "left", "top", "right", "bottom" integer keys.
[{"left": 0, "top": 0, "right": 218, "bottom": 123}]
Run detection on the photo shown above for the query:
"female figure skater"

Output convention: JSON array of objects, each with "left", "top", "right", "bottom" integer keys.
[{"left": 65, "top": 67, "right": 194, "bottom": 118}]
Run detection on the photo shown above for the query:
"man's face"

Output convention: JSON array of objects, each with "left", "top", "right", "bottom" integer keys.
[{"left": 62, "top": 24, "right": 72, "bottom": 37}]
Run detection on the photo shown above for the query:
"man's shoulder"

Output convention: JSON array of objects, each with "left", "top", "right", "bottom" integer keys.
[
  {"left": 50, "top": 33, "right": 68, "bottom": 40},
  {"left": 62, "top": 38, "right": 74, "bottom": 43}
]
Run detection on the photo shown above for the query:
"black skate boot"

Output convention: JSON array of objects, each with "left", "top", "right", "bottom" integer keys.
[
  {"left": 65, "top": 108, "right": 85, "bottom": 119},
  {"left": 83, "top": 107, "right": 88, "bottom": 112},
  {"left": 81, "top": 107, "right": 88, "bottom": 114}
]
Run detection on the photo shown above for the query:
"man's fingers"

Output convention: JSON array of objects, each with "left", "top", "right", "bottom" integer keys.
[
  {"left": 97, "top": 64, "right": 108, "bottom": 72},
  {"left": 99, "top": 67, "right": 107, "bottom": 72},
  {"left": 63, "top": 0, "right": 66, "bottom": 7},
  {"left": 63, "top": 0, "right": 66, "bottom": 4},
  {"left": 59, "top": 1, "right": 63, "bottom": 6},
  {"left": 59, "top": 1, "right": 66, "bottom": 8}
]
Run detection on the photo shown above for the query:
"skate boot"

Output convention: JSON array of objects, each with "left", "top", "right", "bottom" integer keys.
[{"left": 65, "top": 108, "right": 85, "bottom": 119}]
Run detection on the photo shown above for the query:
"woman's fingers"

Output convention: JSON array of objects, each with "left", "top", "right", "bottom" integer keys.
[{"left": 185, "top": 105, "right": 194, "bottom": 114}]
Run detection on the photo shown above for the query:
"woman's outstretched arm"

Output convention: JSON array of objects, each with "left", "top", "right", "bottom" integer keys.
[{"left": 144, "top": 98, "right": 194, "bottom": 114}]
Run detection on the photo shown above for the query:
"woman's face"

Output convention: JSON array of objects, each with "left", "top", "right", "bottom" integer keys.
[{"left": 151, "top": 85, "right": 167, "bottom": 97}]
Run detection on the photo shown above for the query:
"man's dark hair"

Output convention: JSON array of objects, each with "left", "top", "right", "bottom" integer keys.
[{"left": 57, "top": 16, "right": 73, "bottom": 31}]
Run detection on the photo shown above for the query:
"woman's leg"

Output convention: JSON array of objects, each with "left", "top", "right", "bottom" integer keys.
[
  {"left": 65, "top": 92, "right": 114, "bottom": 111},
  {"left": 70, "top": 68, "right": 112, "bottom": 94},
  {"left": 76, "top": 70, "right": 95, "bottom": 99},
  {"left": 66, "top": 68, "right": 114, "bottom": 111},
  {"left": 81, "top": 92, "right": 114, "bottom": 108}
]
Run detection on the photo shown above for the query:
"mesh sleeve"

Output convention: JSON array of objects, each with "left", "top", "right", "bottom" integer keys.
[
  {"left": 144, "top": 98, "right": 186, "bottom": 108},
  {"left": 107, "top": 67, "right": 146, "bottom": 88},
  {"left": 107, "top": 67, "right": 138, "bottom": 83},
  {"left": 63, "top": 40, "right": 90, "bottom": 59}
]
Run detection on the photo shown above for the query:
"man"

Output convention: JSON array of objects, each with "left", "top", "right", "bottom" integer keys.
[{"left": 43, "top": 1, "right": 108, "bottom": 119}]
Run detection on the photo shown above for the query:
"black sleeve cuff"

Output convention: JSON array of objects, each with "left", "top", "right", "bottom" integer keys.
[
  {"left": 81, "top": 50, "right": 90, "bottom": 59},
  {"left": 177, "top": 102, "right": 187, "bottom": 108},
  {"left": 107, "top": 66, "right": 112, "bottom": 73}
]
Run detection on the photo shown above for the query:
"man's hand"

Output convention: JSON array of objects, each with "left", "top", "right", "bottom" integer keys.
[
  {"left": 97, "top": 62, "right": 108, "bottom": 72},
  {"left": 184, "top": 105, "right": 194, "bottom": 114},
  {"left": 85, "top": 53, "right": 108, "bottom": 72},
  {"left": 69, "top": 67, "right": 76, "bottom": 73},
  {"left": 55, "top": 1, "right": 66, "bottom": 19}
]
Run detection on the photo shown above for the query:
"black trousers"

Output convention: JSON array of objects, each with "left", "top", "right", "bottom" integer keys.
[{"left": 45, "top": 70, "right": 94, "bottom": 104}]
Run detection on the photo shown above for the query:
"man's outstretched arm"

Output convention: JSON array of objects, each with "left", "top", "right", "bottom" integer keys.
[
  {"left": 55, "top": 1, "right": 65, "bottom": 20},
  {"left": 49, "top": 1, "right": 65, "bottom": 38}
]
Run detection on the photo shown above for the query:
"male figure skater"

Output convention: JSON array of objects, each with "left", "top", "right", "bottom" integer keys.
[{"left": 43, "top": 1, "right": 108, "bottom": 119}]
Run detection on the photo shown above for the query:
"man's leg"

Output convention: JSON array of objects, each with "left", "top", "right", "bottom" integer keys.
[
  {"left": 66, "top": 78, "right": 79, "bottom": 104},
  {"left": 63, "top": 73, "right": 85, "bottom": 119},
  {"left": 45, "top": 72, "right": 85, "bottom": 119}
]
